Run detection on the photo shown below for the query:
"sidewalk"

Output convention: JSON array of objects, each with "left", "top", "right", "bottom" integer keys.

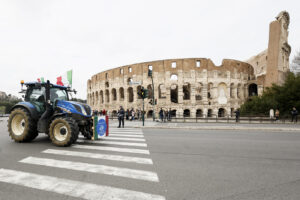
[{"left": 109, "top": 119, "right": 300, "bottom": 132}]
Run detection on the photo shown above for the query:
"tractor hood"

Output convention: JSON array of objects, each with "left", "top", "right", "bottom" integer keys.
[{"left": 56, "top": 100, "right": 92, "bottom": 117}]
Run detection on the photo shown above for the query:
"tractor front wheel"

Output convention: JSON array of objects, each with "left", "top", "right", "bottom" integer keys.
[
  {"left": 8, "top": 108, "right": 38, "bottom": 142},
  {"left": 49, "top": 117, "right": 79, "bottom": 147}
]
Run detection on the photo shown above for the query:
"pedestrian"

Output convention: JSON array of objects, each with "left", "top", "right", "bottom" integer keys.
[
  {"left": 234, "top": 109, "right": 240, "bottom": 122},
  {"left": 126, "top": 109, "right": 129, "bottom": 120},
  {"left": 269, "top": 108, "right": 274, "bottom": 119},
  {"left": 159, "top": 108, "right": 164, "bottom": 122},
  {"left": 102, "top": 109, "right": 106, "bottom": 116},
  {"left": 117, "top": 106, "right": 125, "bottom": 128},
  {"left": 275, "top": 109, "right": 280, "bottom": 121},
  {"left": 131, "top": 109, "right": 135, "bottom": 120},
  {"left": 164, "top": 110, "right": 167, "bottom": 122},
  {"left": 168, "top": 108, "right": 171, "bottom": 121},
  {"left": 291, "top": 107, "right": 298, "bottom": 123}
]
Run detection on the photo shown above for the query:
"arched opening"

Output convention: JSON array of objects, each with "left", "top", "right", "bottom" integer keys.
[
  {"left": 105, "top": 89, "right": 110, "bottom": 103},
  {"left": 95, "top": 91, "right": 99, "bottom": 106},
  {"left": 195, "top": 83, "right": 203, "bottom": 100},
  {"left": 127, "top": 78, "right": 133, "bottom": 85},
  {"left": 147, "top": 85, "right": 153, "bottom": 99},
  {"left": 137, "top": 85, "right": 142, "bottom": 99},
  {"left": 147, "top": 110, "right": 153, "bottom": 118},
  {"left": 196, "top": 109, "right": 203, "bottom": 117},
  {"left": 128, "top": 87, "right": 133, "bottom": 102},
  {"left": 231, "top": 108, "right": 234, "bottom": 117},
  {"left": 183, "top": 109, "right": 190, "bottom": 117},
  {"left": 158, "top": 84, "right": 166, "bottom": 98},
  {"left": 119, "top": 87, "right": 124, "bottom": 101},
  {"left": 92, "top": 92, "right": 95, "bottom": 106},
  {"left": 230, "top": 83, "right": 234, "bottom": 98},
  {"left": 248, "top": 83, "right": 258, "bottom": 96},
  {"left": 207, "top": 83, "right": 213, "bottom": 99},
  {"left": 112, "top": 110, "right": 117, "bottom": 117},
  {"left": 100, "top": 90, "right": 104, "bottom": 104},
  {"left": 237, "top": 83, "right": 242, "bottom": 99},
  {"left": 112, "top": 88, "right": 117, "bottom": 101},
  {"left": 207, "top": 109, "right": 212, "bottom": 117},
  {"left": 170, "top": 74, "right": 178, "bottom": 81},
  {"left": 183, "top": 83, "right": 191, "bottom": 100},
  {"left": 170, "top": 110, "right": 177, "bottom": 117},
  {"left": 170, "top": 84, "right": 178, "bottom": 103},
  {"left": 218, "top": 108, "right": 226, "bottom": 117},
  {"left": 105, "top": 81, "right": 109, "bottom": 88},
  {"left": 218, "top": 82, "right": 228, "bottom": 104}
]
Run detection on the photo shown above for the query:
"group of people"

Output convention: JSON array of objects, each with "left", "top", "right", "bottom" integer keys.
[
  {"left": 270, "top": 107, "right": 298, "bottom": 122},
  {"left": 159, "top": 108, "right": 172, "bottom": 122}
]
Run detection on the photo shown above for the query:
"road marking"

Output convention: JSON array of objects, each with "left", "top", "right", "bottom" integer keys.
[
  {"left": 43, "top": 149, "right": 153, "bottom": 165},
  {"left": 78, "top": 135, "right": 145, "bottom": 142},
  {"left": 109, "top": 134, "right": 145, "bottom": 138},
  {"left": 72, "top": 144, "right": 150, "bottom": 155},
  {"left": 77, "top": 139, "right": 147, "bottom": 147},
  {"left": 0, "top": 169, "right": 165, "bottom": 200},
  {"left": 19, "top": 157, "right": 159, "bottom": 182},
  {"left": 109, "top": 131, "right": 144, "bottom": 135}
]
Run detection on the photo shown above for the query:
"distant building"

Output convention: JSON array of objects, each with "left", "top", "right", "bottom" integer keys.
[{"left": 0, "top": 91, "right": 7, "bottom": 100}]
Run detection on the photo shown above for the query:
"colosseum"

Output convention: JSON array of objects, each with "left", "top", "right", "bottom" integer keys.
[{"left": 87, "top": 11, "right": 291, "bottom": 118}]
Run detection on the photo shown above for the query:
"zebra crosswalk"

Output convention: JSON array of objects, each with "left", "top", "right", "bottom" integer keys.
[{"left": 0, "top": 128, "right": 166, "bottom": 200}]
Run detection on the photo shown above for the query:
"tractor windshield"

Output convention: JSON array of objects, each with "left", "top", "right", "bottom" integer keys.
[{"left": 50, "top": 88, "right": 69, "bottom": 102}]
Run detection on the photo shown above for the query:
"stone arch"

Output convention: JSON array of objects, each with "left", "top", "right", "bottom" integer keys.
[
  {"left": 92, "top": 92, "right": 95, "bottom": 106},
  {"left": 119, "top": 87, "right": 124, "bottom": 101},
  {"left": 248, "top": 83, "right": 258, "bottom": 96},
  {"left": 196, "top": 109, "right": 203, "bottom": 117},
  {"left": 170, "top": 109, "right": 177, "bottom": 117},
  {"left": 207, "top": 109, "right": 212, "bottom": 117},
  {"left": 147, "top": 84, "right": 153, "bottom": 99},
  {"left": 237, "top": 83, "right": 242, "bottom": 99},
  {"left": 112, "top": 110, "right": 117, "bottom": 117},
  {"left": 170, "top": 74, "right": 178, "bottom": 81},
  {"left": 127, "top": 87, "right": 134, "bottom": 102},
  {"left": 183, "top": 83, "right": 191, "bottom": 100},
  {"left": 170, "top": 84, "right": 178, "bottom": 103},
  {"left": 230, "top": 83, "right": 234, "bottom": 98},
  {"left": 105, "top": 81, "right": 109, "bottom": 88},
  {"left": 158, "top": 84, "right": 166, "bottom": 98},
  {"left": 112, "top": 88, "right": 117, "bottom": 101},
  {"left": 184, "top": 109, "right": 190, "bottom": 117},
  {"left": 95, "top": 91, "right": 99, "bottom": 106},
  {"left": 105, "top": 89, "right": 110, "bottom": 103},
  {"left": 100, "top": 90, "right": 104, "bottom": 104},
  {"left": 207, "top": 83, "right": 213, "bottom": 99},
  {"left": 218, "top": 108, "right": 226, "bottom": 117},
  {"left": 127, "top": 78, "right": 133, "bottom": 85},
  {"left": 147, "top": 110, "right": 153, "bottom": 118},
  {"left": 195, "top": 82, "right": 203, "bottom": 100},
  {"left": 218, "top": 82, "right": 228, "bottom": 104}
]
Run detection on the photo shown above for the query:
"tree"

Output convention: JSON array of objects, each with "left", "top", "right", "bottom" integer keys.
[
  {"left": 290, "top": 50, "right": 300, "bottom": 74},
  {"left": 240, "top": 72, "right": 300, "bottom": 116}
]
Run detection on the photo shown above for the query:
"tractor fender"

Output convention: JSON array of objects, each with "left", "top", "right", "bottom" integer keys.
[
  {"left": 50, "top": 112, "right": 68, "bottom": 121},
  {"left": 10, "top": 102, "right": 39, "bottom": 120}
]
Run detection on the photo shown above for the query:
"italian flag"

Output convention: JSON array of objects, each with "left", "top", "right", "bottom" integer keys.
[
  {"left": 57, "top": 70, "right": 73, "bottom": 87},
  {"left": 37, "top": 77, "right": 45, "bottom": 83}
]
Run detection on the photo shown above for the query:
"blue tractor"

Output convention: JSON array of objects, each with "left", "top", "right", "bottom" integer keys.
[{"left": 8, "top": 80, "right": 93, "bottom": 146}]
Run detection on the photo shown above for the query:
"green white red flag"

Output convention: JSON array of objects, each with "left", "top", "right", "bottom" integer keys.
[
  {"left": 37, "top": 77, "right": 45, "bottom": 83},
  {"left": 56, "top": 70, "right": 73, "bottom": 87}
]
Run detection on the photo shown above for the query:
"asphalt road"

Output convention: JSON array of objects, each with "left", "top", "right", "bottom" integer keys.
[{"left": 0, "top": 119, "right": 300, "bottom": 200}]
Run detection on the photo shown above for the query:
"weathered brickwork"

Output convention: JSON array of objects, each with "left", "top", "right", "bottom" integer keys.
[{"left": 87, "top": 11, "right": 290, "bottom": 118}]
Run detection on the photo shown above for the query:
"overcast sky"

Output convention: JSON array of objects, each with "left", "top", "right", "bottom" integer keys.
[{"left": 1, "top": 0, "right": 299, "bottom": 99}]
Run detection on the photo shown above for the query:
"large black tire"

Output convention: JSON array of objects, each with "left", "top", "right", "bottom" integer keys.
[
  {"left": 8, "top": 108, "right": 38, "bottom": 142},
  {"left": 49, "top": 117, "right": 79, "bottom": 147}
]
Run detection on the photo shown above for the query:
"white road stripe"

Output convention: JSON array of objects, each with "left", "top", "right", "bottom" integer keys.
[
  {"left": 43, "top": 149, "right": 153, "bottom": 165},
  {"left": 109, "top": 134, "right": 144, "bottom": 138},
  {"left": 72, "top": 144, "right": 150, "bottom": 155},
  {"left": 0, "top": 169, "right": 165, "bottom": 200},
  {"left": 20, "top": 157, "right": 158, "bottom": 182},
  {"left": 110, "top": 131, "right": 143, "bottom": 135},
  {"left": 103, "top": 137, "right": 146, "bottom": 142},
  {"left": 77, "top": 139, "right": 147, "bottom": 147},
  {"left": 78, "top": 136, "right": 145, "bottom": 142}
]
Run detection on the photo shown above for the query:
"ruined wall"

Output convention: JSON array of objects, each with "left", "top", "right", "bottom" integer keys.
[{"left": 87, "top": 58, "right": 258, "bottom": 118}]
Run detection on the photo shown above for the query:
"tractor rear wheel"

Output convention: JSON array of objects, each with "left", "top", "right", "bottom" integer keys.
[
  {"left": 8, "top": 108, "right": 38, "bottom": 142},
  {"left": 49, "top": 117, "right": 79, "bottom": 147}
]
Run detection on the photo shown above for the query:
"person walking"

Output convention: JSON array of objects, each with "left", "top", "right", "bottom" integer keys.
[
  {"left": 159, "top": 108, "right": 164, "bottom": 122},
  {"left": 126, "top": 109, "right": 129, "bottom": 120},
  {"left": 269, "top": 109, "right": 274, "bottom": 120},
  {"left": 234, "top": 109, "right": 240, "bottom": 122},
  {"left": 291, "top": 107, "right": 298, "bottom": 123},
  {"left": 117, "top": 106, "right": 125, "bottom": 128},
  {"left": 275, "top": 109, "right": 280, "bottom": 121}
]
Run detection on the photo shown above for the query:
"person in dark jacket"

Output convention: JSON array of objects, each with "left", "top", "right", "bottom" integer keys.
[
  {"left": 118, "top": 106, "right": 125, "bottom": 128},
  {"left": 291, "top": 107, "right": 298, "bottom": 123},
  {"left": 234, "top": 109, "right": 240, "bottom": 122},
  {"left": 159, "top": 108, "right": 164, "bottom": 122}
]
